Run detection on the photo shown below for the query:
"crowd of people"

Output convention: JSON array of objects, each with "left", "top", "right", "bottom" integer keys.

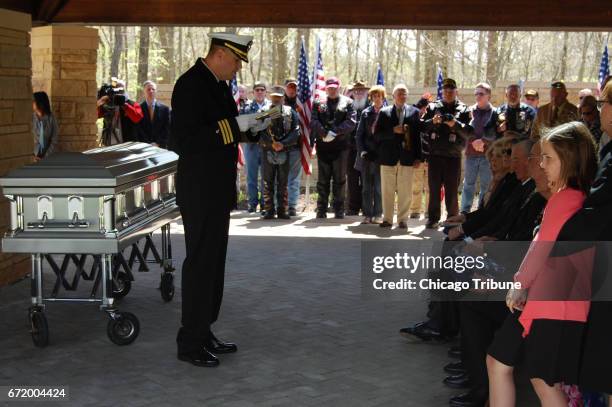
[
  {"left": 394, "top": 78, "right": 612, "bottom": 407},
  {"left": 32, "top": 50, "right": 612, "bottom": 404}
]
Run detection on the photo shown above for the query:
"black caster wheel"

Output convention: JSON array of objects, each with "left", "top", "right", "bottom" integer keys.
[
  {"left": 112, "top": 272, "right": 131, "bottom": 299},
  {"left": 160, "top": 272, "right": 175, "bottom": 302},
  {"left": 29, "top": 307, "right": 49, "bottom": 348},
  {"left": 107, "top": 312, "right": 140, "bottom": 346}
]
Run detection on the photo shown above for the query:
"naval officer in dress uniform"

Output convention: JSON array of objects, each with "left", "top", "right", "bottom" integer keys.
[{"left": 170, "top": 32, "right": 261, "bottom": 367}]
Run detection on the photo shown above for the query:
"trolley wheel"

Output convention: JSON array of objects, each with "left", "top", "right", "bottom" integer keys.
[
  {"left": 29, "top": 307, "right": 49, "bottom": 348},
  {"left": 107, "top": 312, "right": 140, "bottom": 346},
  {"left": 160, "top": 272, "right": 175, "bottom": 302},
  {"left": 112, "top": 272, "right": 131, "bottom": 299}
]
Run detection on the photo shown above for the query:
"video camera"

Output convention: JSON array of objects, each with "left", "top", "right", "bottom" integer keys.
[{"left": 97, "top": 82, "right": 126, "bottom": 108}]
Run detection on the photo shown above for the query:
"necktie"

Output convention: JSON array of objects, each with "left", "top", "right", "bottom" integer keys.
[
  {"left": 149, "top": 102, "right": 155, "bottom": 122},
  {"left": 551, "top": 106, "right": 558, "bottom": 125}
]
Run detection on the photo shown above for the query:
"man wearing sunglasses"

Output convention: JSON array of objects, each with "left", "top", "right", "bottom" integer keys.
[
  {"left": 461, "top": 82, "right": 498, "bottom": 214},
  {"left": 495, "top": 84, "right": 536, "bottom": 139}
]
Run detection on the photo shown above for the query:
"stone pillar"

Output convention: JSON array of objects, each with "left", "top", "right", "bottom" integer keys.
[
  {"left": 0, "top": 8, "right": 32, "bottom": 286},
  {"left": 31, "top": 26, "right": 98, "bottom": 152}
]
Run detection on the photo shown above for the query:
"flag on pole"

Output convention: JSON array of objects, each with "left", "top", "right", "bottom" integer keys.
[
  {"left": 230, "top": 75, "right": 245, "bottom": 169},
  {"left": 376, "top": 63, "right": 385, "bottom": 85},
  {"left": 376, "top": 63, "right": 388, "bottom": 106},
  {"left": 598, "top": 44, "right": 610, "bottom": 94},
  {"left": 297, "top": 37, "right": 313, "bottom": 175},
  {"left": 436, "top": 64, "right": 444, "bottom": 99},
  {"left": 312, "top": 38, "right": 326, "bottom": 102}
]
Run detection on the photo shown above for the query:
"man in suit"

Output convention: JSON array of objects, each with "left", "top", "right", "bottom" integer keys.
[
  {"left": 374, "top": 84, "right": 422, "bottom": 229},
  {"left": 531, "top": 81, "right": 579, "bottom": 139},
  {"left": 139, "top": 80, "right": 171, "bottom": 148}
]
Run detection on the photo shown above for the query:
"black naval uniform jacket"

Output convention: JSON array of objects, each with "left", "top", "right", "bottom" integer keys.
[{"left": 170, "top": 58, "right": 255, "bottom": 211}]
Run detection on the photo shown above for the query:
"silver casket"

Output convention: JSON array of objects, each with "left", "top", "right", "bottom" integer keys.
[{"left": 1, "top": 142, "right": 180, "bottom": 255}]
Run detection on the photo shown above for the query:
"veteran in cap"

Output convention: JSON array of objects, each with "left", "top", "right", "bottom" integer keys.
[
  {"left": 531, "top": 81, "right": 579, "bottom": 138},
  {"left": 170, "top": 32, "right": 258, "bottom": 367}
]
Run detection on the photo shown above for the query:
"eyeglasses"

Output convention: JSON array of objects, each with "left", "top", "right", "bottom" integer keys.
[{"left": 596, "top": 100, "right": 609, "bottom": 108}]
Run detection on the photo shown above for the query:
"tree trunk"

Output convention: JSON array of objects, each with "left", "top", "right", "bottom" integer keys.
[
  {"left": 558, "top": 31, "right": 570, "bottom": 80},
  {"left": 475, "top": 31, "right": 485, "bottom": 85},
  {"left": 460, "top": 31, "right": 465, "bottom": 88},
  {"left": 110, "top": 26, "right": 122, "bottom": 78},
  {"left": 178, "top": 27, "right": 184, "bottom": 76},
  {"left": 256, "top": 28, "right": 265, "bottom": 82},
  {"left": 136, "top": 26, "right": 150, "bottom": 100},
  {"left": 524, "top": 32, "right": 534, "bottom": 80},
  {"left": 485, "top": 31, "right": 499, "bottom": 87},
  {"left": 577, "top": 33, "right": 591, "bottom": 82},
  {"left": 159, "top": 27, "right": 176, "bottom": 84},
  {"left": 415, "top": 30, "right": 421, "bottom": 85},
  {"left": 354, "top": 29, "right": 361, "bottom": 81},
  {"left": 273, "top": 27, "right": 289, "bottom": 85},
  {"left": 423, "top": 31, "right": 435, "bottom": 86}
]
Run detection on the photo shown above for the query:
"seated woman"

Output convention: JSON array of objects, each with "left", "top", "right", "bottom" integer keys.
[
  {"left": 486, "top": 121, "right": 598, "bottom": 407},
  {"left": 446, "top": 137, "right": 516, "bottom": 227},
  {"left": 32, "top": 91, "right": 59, "bottom": 160}
]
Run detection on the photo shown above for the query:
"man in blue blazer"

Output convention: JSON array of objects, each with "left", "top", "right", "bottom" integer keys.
[{"left": 374, "top": 84, "right": 423, "bottom": 229}]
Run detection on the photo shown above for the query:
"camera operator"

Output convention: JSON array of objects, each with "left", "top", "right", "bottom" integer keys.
[
  {"left": 421, "top": 78, "right": 472, "bottom": 229},
  {"left": 97, "top": 78, "right": 144, "bottom": 146}
]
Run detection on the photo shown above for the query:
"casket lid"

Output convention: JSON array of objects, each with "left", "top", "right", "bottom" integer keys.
[{"left": 0, "top": 142, "right": 177, "bottom": 188}]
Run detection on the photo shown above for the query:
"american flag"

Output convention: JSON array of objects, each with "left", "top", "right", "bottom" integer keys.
[
  {"left": 230, "top": 74, "right": 245, "bottom": 169},
  {"left": 297, "top": 37, "right": 313, "bottom": 175},
  {"left": 312, "top": 38, "right": 326, "bottom": 102},
  {"left": 436, "top": 64, "right": 444, "bottom": 99},
  {"left": 598, "top": 44, "right": 610, "bottom": 94}
]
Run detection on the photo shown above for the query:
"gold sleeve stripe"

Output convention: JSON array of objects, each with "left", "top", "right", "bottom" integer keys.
[
  {"left": 222, "top": 119, "right": 234, "bottom": 144},
  {"left": 218, "top": 120, "right": 229, "bottom": 144}
]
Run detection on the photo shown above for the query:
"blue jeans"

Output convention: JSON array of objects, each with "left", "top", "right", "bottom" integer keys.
[
  {"left": 361, "top": 160, "right": 382, "bottom": 218},
  {"left": 287, "top": 148, "right": 302, "bottom": 209},
  {"left": 460, "top": 155, "right": 492, "bottom": 213},
  {"left": 243, "top": 143, "right": 263, "bottom": 208}
]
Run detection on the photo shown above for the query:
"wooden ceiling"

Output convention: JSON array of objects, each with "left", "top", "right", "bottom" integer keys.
[{"left": 3, "top": 0, "right": 612, "bottom": 30}]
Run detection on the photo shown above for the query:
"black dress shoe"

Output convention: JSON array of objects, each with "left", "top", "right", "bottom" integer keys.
[
  {"left": 397, "top": 221, "right": 408, "bottom": 229},
  {"left": 448, "top": 345, "right": 462, "bottom": 359},
  {"left": 248, "top": 206, "right": 256, "bottom": 213},
  {"left": 288, "top": 207, "right": 297, "bottom": 217},
  {"left": 334, "top": 212, "right": 345, "bottom": 219},
  {"left": 346, "top": 210, "right": 359, "bottom": 216},
  {"left": 277, "top": 212, "right": 290, "bottom": 220},
  {"left": 262, "top": 212, "right": 275, "bottom": 220},
  {"left": 443, "top": 373, "right": 471, "bottom": 389},
  {"left": 449, "top": 391, "right": 488, "bottom": 407},
  {"left": 399, "top": 321, "right": 447, "bottom": 342},
  {"left": 316, "top": 211, "right": 327, "bottom": 219},
  {"left": 207, "top": 333, "right": 237, "bottom": 354},
  {"left": 177, "top": 348, "right": 219, "bottom": 367},
  {"left": 444, "top": 361, "right": 466, "bottom": 375},
  {"left": 379, "top": 221, "right": 392, "bottom": 228},
  {"left": 410, "top": 213, "right": 420, "bottom": 219}
]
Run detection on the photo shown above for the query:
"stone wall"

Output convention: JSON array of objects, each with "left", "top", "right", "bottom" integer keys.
[
  {"left": 0, "top": 8, "right": 32, "bottom": 286},
  {"left": 31, "top": 26, "right": 99, "bottom": 152}
]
